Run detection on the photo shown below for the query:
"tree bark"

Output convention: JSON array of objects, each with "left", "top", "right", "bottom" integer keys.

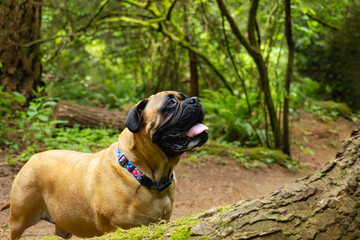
[
  {"left": 53, "top": 101, "right": 127, "bottom": 130},
  {"left": 189, "top": 49, "right": 199, "bottom": 97},
  {"left": 184, "top": 2, "right": 199, "bottom": 97},
  {"left": 0, "top": 0, "right": 43, "bottom": 99},
  {"left": 111, "top": 129, "right": 360, "bottom": 239},
  {"left": 282, "top": 0, "right": 295, "bottom": 156},
  {"left": 186, "top": 130, "right": 360, "bottom": 239}
]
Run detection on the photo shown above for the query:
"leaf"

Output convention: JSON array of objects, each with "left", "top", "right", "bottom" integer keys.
[
  {"left": 12, "top": 91, "right": 26, "bottom": 102},
  {"left": 308, "top": 8, "right": 316, "bottom": 16},
  {"left": 27, "top": 111, "right": 37, "bottom": 118},
  {"left": 43, "top": 101, "right": 57, "bottom": 107},
  {"left": 28, "top": 105, "right": 39, "bottom": 112},
  {"left": 38, "top": 115, "right": 50, "bottom": 122}
]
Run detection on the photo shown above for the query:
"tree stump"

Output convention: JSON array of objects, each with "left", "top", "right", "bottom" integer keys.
[{"left": 52, "top": 101, "right": 127, "bottom": 130}]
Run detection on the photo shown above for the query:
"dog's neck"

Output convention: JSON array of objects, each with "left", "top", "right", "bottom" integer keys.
[{"left": 118, "top": 129, "right": 181, "bottom": 183}]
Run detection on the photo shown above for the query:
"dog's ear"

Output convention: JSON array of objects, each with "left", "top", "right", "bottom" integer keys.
[{"left": 125, "top": 99, "right": 148, "bottom": 133}]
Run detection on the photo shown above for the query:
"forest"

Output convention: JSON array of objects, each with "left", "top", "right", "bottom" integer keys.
[{"left": 1, "top": 0, "right": 360, "bottom": 239}]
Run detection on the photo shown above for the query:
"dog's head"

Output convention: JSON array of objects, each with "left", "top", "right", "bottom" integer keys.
[{"left": 125, "top": 91, "right": 208, "bottom": 156}]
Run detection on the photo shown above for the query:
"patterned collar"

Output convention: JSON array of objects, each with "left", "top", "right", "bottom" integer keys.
[{"left": 115, "top": 145, "right": 174, "bottom": 192}]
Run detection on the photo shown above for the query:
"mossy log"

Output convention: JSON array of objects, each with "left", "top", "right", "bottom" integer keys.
[
  {"left": 81, "top": 129, "right": 360, "bottom": 240},
  {"left": 52, "top": 101, "right": 127, "bottom": 130}
]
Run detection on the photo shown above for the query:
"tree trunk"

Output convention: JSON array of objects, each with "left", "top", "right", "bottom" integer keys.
[
  {"left": 0, "top": 0, "right": 43, "bottom": 99},
  {"left": 184, "top": 1, "right": 199, "bottom": 97},
  {"left": 189, "top": 49, "right": 199, "bottom": 97},
  {"left": 282, "top": 0, "right": 295, "bottom": 156},
  {"left": 111, "top": 129, "right": 360, "bottom": 239},
  {"left": 53, "top": 101, "right": 127, "bottom": 130},
  {"left": 216, "top": 0, "right": 282, "bottom": 150}
]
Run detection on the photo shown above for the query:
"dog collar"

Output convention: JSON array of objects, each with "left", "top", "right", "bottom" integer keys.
[{"left": 115, "top": 145, "right": 174, "bottom": 192}]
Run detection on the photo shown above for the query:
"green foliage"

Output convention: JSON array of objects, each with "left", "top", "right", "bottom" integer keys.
[
  {"left": 186, "top": 140, "right": 299, "bottom": 169},
  {"left": 290, "top": 75, "right": 321, "bottom": 107},
  {"left": 47, "top": 127, "right": 118, "bottom": 152},
  {"left": 0, "top": 87, "right": 26, "bottom": 147},
  {"left": 2, "top": 87, "right": 114, "bottom": 163},
  {"left": 17, "top": 87, "right": 60, "bottom": 140},
  {"left": 2, "top": 0, "right": 356, "bottom": 164},
  {"left": 13, "top": 126, "right": 118, "bottom": 163},
  {"left": 296, "top": 1, "right": 360, "bottom": 109},
  {"left": 201, "top": 89, "right": 263, "bottom": 146},
  {"left": 6, "top": 88, "right": 64, "bottom": 162}
]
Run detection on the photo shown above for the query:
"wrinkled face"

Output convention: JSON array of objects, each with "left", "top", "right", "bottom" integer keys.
[{"left": 125, "top": 91, "right": 208, "bottom": 156}]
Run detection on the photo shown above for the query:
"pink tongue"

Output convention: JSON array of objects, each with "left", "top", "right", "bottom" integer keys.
[{"left": 185, "top": 123, "right": 208, "bottom": 138}]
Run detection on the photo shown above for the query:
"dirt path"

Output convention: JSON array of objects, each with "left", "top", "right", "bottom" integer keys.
[{"left": 1, "top": 110, "right": 359, "bottom": 239}]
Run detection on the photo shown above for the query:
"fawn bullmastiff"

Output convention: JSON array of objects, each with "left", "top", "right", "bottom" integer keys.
[{"left": 2, "top": 91, "right": 208, "bottom": 239}]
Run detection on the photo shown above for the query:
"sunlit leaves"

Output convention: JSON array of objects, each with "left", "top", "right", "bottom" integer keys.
[{"left": 85, "top": 39, "right": 106, "bottom": 58}]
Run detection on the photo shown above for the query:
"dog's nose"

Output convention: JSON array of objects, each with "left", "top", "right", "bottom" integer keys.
[{"left": 188, "top": 97, "right": 199, "bottom": 104}]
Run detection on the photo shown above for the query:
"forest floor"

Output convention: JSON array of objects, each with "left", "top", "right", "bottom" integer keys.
[{"left": 1, "top": 109, "right": 359, "bottom": 239}]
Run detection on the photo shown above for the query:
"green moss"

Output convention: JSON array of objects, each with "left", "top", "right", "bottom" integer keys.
[
  {"left": 190, "top": 141, "right": 296, "bottom": 168},
  {"left": 320, "top": 100, "right": 352, "bottom": 117},
  {"left": 105, "top": 223, "right": 167, "bottom": 240},
  {"left": 169, "top": 215, "right": 200, "bottom": 240},
  {"left": 26, "top": 237, "right": 62, "bottom": 240},
  {"left": 34, "top": 215, "right": 200, "bottom": 240}
]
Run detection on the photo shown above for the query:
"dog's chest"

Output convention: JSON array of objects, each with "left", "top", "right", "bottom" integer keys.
[
  {"left": 100, "top": 191, "right": 174, "bottom": 229},
  {"left": 128, "top": 193, "right": 173, "bottom": 225},
  {"left": 147, "top": 194, "right": 173, "bottom": 220}
]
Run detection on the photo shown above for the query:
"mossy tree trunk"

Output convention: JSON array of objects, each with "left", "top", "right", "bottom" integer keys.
[
  {"left": 110, "top": 129, "right": 360, "bottom": 240},
  {"left": 185, "top": 130, "right": 360, "bottom": 239},
  {"left": 0, "top": 0, "right": 43, "bottom": 99}
]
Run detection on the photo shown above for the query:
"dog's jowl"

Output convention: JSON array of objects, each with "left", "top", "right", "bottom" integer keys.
[{"left": 1, "top": 91, "right": 208, "bottom": 239}]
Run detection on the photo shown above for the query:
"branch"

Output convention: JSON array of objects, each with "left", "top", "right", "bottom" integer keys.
[
  {"left": 221, "top": 15, "right": 249, "bottom": 110},
  {"left": 222, "top": 14, "right": 264, "bottom": 145},
  {"left": 306, "top": 13, "right": 340, "bottom": 31},
  {"left": 115, "top": 0, "right": 232, "bottom": 94},
  {"left": 216, "top": 0, "right": 257, "bottom": 56},
  {"left": 121, "top": 0, "right": 148, "bottom": 8},
  {"left": 161, "top": 28, "right": 234, "bottom": 95},
  {"left": 14, "top": 0, "right": 110, "bottom": 48},
  {"left": 14, "top": 33, "right": 83, "bottom": 47},
  {"left": 265, "top": 0, "right": 281, "bottom": 31},
  {"left": 247, "top": 0, "right": 260, "bottom": 48},
  {"left": 166, "top": 0, "right": 178, "bottom": 20},
  {"left": 96, "top": 16, "right": 160, "bottom": 29},
  {"left": 77, "top": 0, "right": 110, "bottom": 32}
]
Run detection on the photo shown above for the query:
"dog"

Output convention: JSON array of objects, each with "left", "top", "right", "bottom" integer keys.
[{"left": 1, "top": 91, "right": 208, "bottom": 239}]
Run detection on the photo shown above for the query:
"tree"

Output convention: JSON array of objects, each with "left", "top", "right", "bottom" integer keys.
[
  {"left": 282, "top": 0, "right": 295, "bottom": 156},
  {"left": 90, "top": 0, "right": 290, "bottom": 151},
  {"left": 0, "top": 0, "right": 43, "bottom": 99},
  {"left": 216, "top": 0, "right": 282, "bottom": 150},
  {"left": 104, "top": 129, "right": 360, "bottom": 239}
]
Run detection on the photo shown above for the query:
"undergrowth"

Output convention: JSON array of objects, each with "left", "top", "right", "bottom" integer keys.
[
  {"left": 185, "top": 140, "right": 300, "bottom": 169},
  {"left": 1, "top": 88, "right": 119, "bottom": 164},
  {"left": 12, "top": 126, "right": 119, "bottom": 163}
]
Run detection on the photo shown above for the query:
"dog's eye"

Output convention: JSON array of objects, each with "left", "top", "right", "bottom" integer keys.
[{"left": 168, "top": 100, "right": 176, "bottom": 107}]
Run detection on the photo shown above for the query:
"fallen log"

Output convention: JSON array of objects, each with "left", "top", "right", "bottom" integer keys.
[
  {"left": 95, "top": 129, "right": 360, "bottom": 239},
  {"left": 52, "top": 101, "right": 127, "bottom": 130}
]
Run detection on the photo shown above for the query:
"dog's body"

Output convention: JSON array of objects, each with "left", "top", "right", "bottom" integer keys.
[{"left": 3, "top": 91, "right": 208, "bottom": 239}]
